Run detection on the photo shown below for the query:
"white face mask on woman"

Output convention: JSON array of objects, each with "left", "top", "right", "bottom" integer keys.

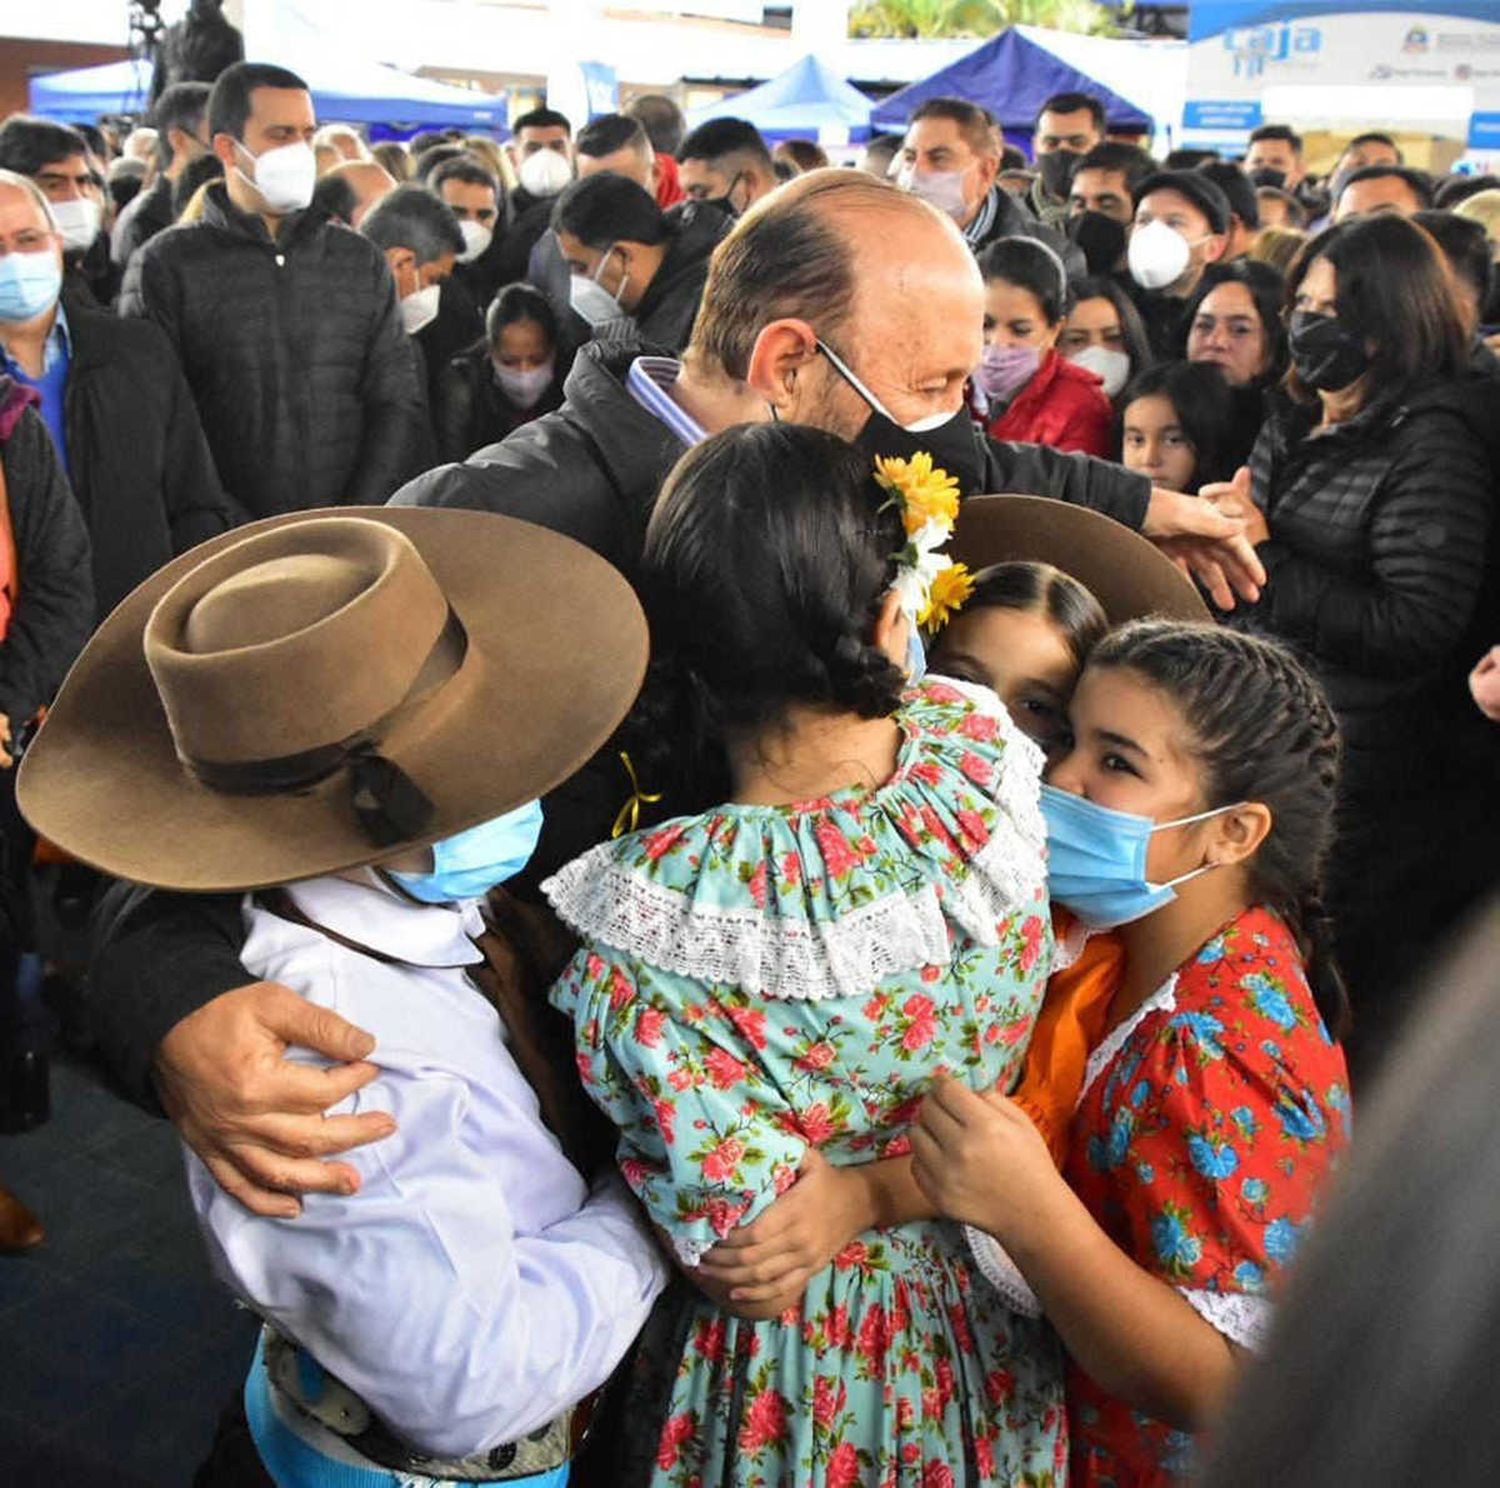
[
  {"left": 1068, "top": 343, "right": 1132, "bottom": 399},
  {"left": 494, "top": 359, "right": 554, "bottom": 409}
]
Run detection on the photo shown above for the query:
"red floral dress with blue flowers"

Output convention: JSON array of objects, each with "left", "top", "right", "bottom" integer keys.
[
  {"left": 1063, "top": 905, "right": 1351, "bottom": 1486},
  {"left": 546, "top": 680, "right": 1068, "bottom": 1487}
]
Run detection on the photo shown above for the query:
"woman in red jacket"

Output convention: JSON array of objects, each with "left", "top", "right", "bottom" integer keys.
[{"left": 976, "top": 237, "right": 1115, "bottom": 457}]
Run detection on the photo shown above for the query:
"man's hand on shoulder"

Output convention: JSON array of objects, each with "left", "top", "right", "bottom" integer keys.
[{"left": 154, "top": 982, "right": 396, "bottom": 1218}]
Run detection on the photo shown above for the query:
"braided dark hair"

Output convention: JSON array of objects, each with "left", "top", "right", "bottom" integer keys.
[
  {"left": 624, "top": 423, "right": 906, "bottom": 816},
  {"left": 1089, "top": 620, "right": 1350, "bottom": 1040}
]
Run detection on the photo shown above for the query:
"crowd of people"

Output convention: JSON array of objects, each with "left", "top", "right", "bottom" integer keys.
[{"left": 0, "top": 48, "right": 1496, "bottom": 1488}]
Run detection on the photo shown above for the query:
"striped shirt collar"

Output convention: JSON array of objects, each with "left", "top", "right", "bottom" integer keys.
[
  {"left": 961, "top": 187, "right": 1000, "bottom": 247},
  {"left": 626, "top": 356, "right": 708, "bottom": 447}
]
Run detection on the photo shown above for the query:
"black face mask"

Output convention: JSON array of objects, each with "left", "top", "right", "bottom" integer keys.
[
  {"left": 703, "top": 170, "right": 746, "bottom": 220},
  {"left": 1248, "top": 167, "right": 1287, "bottom": 191},
  {"left": 1068, "top": 209, "right": 1129, "bottom": 276},
  {"left": 1289, "top": 310, "right": 1371, "bottom": 391},
  {"left": 1038, "top": 150, "right": 1081, "bottom": 200},
  {"left": 818, "top": 339, "right": 988, "bottom": 496}
]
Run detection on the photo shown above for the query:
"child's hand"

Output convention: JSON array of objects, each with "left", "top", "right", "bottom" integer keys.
[
  {"left": 911, "top": 1075, "right": 1065, "bottom": 1242},
  {"left": 694, "top": 1149, "right": 875, "bottom": 1307}
]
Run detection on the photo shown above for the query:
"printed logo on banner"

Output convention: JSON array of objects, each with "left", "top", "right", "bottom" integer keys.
[
  {"left": 1220, "top": 22, "right": 1322, "bottom": 80},
  {"left": 1402, "top": 27, "right": 1429, "bottom": 54}
]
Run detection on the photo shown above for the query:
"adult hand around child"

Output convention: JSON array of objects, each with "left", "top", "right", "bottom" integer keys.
[
  {"left": 695, "top": 1149, "right": 876, "bottom": 1309},
  {"left": 155, "top": 982, "right": 395, "bottom": 1219},
  {"left": 910, "top": 1075, "right": 1068, "bottom": 1244}
]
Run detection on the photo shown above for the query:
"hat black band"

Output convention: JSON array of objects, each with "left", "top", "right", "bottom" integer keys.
[{"left": 182, "top": 611, "right": 468, "bottom": 847}]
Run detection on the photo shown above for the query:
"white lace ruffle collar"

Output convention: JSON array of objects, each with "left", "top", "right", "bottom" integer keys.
[{"left": 543, "top": 681, "right": 1048, "bottom": 1002}]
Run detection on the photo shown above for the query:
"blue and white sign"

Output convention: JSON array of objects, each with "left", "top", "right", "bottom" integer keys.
[{"left": 1186, "top": 2, "right": 1500, "bottom": 146}]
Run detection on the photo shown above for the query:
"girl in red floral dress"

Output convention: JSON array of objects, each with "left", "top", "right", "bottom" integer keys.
[{"left": 912, "top": 621, "right": 1353, "bottom": 1487}]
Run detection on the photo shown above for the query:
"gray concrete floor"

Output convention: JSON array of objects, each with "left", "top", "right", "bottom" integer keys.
[{"left": 0, "top": 1054, "right": 260, "bottom": 1487}]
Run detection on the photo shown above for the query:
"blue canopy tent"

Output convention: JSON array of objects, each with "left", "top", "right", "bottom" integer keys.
[
  {"left": 871, "top": 27, "right": 1154, "bottom": 143},
  {"left": 30, "top": 56, "right": 505, "bottom": 132},
  {"left": 27, "top": 59, "right": 152, "bottom": 120},
  {"left": 689, "top": 54, "right": 874, "bottom": 143}
]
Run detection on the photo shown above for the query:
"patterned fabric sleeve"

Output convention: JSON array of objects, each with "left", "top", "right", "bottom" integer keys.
[
  {"left": 552, "top": 946, "right": 806, "bottom": 1268},
  {"left": 1101, "top": 1014, "right": 1342, "bottom": 1350}
]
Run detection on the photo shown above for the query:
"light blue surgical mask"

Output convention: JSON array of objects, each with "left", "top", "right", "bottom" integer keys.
[
  {"left": 0, "top": 249, "right": 62, "bottom": 324},
  {"left": 391, "top": 799, "right": 545, "bottom": 904},
  {"left": 1041, "top": 783, "right": 1238, "bottom": 929}
]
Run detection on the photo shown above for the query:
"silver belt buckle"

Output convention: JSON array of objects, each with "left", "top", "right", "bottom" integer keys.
[{"left": 262, "top": 1327, "right": 575, "bottom": 1481}]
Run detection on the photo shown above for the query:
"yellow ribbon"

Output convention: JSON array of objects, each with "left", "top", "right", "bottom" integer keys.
[{"left": 611, "top": 751, "right": 663, "bottom": 839}]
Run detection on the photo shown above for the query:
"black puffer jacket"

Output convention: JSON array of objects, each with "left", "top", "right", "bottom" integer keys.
[
  {"left": 1228, "top": 383, "right": 1495, "bottom": 789},
  {"left": 0, "top": 380, "right": 93, "bottom": 727},
  {"left": 632, "top": 203, "right": 732, "bottom": 354},
  {"left": 392, "top": 338, "right": 1154, "bottom": 573},
  {"left": 63, "top": 302, "right": 237, "bottom": 617},
  {"left": 119, "top": 184, "right": 426, "bottom": 521}
]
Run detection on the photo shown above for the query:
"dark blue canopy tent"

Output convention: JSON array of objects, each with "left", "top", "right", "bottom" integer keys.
[
  {"left": 871, "top": 28, "right": 1154, "bottom": 143},
  {"left": 688, "top": 54, "right": 875, "bottom": 142}
]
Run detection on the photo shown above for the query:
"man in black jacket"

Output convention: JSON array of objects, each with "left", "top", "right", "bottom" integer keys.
[
  {"left": 0, "top": 171, "right": 236, "bottom": 617},
  {"left": 111, "top": 82, "right": 212, "bottom": 271},
  {"left": 119, "top": 62, "right": 425, "bottom": 520},
  {"left": 552, "top": 173, "right": 729, "bottom": 354},
  {"left": 91, "top": 168, "right": 1265, "bottom": 1214},
  {"left": 0, "top": 375, "right": 93, "bottom": 1219}
]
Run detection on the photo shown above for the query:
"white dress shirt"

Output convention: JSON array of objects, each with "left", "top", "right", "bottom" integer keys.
[{"left": 185, "top": 871, "right": 667, "bottom": 1461}]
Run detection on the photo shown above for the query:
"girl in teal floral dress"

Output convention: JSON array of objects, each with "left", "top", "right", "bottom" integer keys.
[{"left": 546, "top": 425, "right": 1068, "bottom": 1486}]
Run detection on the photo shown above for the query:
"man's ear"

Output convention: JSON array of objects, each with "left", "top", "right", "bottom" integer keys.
[
  {"left": 211, "top": 132, "right": 239, "bottom": 173},
  {"left": 744, "top": 317, "right": 821, "bottom": 409},
  {"left": 1205, "top": 231, "right": 1230, "bottom": 265},
  {"left": 975, "top": 153, "right": 1001, "bottom": 195}
]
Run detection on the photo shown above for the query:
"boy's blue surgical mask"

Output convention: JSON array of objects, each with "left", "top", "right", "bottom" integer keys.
[
  {"left": 1041, "top": 783, "right": 1239, "bottom": 929},
  {"left": 391, "top": 799, "right": 545, "bottom": 904}
]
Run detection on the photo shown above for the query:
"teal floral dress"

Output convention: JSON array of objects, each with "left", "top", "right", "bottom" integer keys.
[{"left": 546, "top": 680, "right": 1067, "bottom": 1487}]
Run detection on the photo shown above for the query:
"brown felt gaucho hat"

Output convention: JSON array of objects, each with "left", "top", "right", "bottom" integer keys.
[
  {"left": 17, "top": 508, "right": 648, "bottom": 893},
  {"left": 950, "top": 495, "right": 1212, "bottom": 625}
]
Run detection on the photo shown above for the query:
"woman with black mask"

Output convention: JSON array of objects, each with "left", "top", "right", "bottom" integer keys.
[{"left": 1207, "top": 213, "right": 1498, "bottom": 1081}]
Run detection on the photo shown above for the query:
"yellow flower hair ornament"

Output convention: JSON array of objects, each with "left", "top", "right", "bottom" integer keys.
[{"left": 873, "top": 453, "right": 974, "bottom": 631}]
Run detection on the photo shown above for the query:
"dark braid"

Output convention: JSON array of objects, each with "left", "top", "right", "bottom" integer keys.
[
  {"left": 1090, "top": 620, "right": 1350, "bottom": 1040},
  {"left": 621, "top": 424, "right": 907, "bottom": 820}
]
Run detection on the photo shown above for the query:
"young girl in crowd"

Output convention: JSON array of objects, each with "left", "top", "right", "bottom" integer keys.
[
  {"left": 1119, "top": 361, "right": 1239, "bottom": 494},
  {"left": 1057, "top": 275, "right": 1154, "bottom": 401},
  {"left": 546, "top": 423, "right": 1068, "bottom": 1486},
  {"left": 434, "top": 281, "right": 566, "bottom": 460},
  {"left": 930, "top": 560, "right": 1107, "bottom": 760},
  {"left": 913, "top": 620, "right": 1353, "bottom": 1486},
  {"left": 975, "top": 238, "right": 1115, "bottom": 455}
]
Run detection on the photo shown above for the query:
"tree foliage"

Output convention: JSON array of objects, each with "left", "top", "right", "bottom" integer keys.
[{"left": 849, "top": 0, "right": 1117, "bottom": 39}]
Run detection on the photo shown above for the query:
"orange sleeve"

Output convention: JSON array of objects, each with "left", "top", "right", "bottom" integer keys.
[{"left": 1011, "top": 915, "right": 1125, "bottom": 1165}]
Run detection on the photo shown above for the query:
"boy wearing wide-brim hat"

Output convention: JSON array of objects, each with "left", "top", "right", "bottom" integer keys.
[{"left": 19, "top": 509, "right": 668, "bottom": 1487}]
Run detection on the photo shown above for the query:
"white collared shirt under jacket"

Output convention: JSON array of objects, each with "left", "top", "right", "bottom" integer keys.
[{"left": 184, "top": 872, "right": 668, "bottom": 1461}]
